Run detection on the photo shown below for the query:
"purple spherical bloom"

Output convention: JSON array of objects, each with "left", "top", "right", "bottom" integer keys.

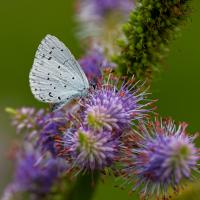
[
  {"left": 93, "top": 0, "right": 134, "bottom": 16},
  {"left": 79, "top": 50, "right": 102, "bottom": 81},
  {"left": 79, "top": 47, "right": 115, "bottom": 84},
  {"left": 14, "top": 154, "right": 58, "bottom": 194},
  {"left": 76, "top": 0, "right": 134, "bottom": 39},
  {"left": 7, "top": 107, "right": 69, "bottom": 134},
  {"left": 121, "top": 119, "right": 199, "bottom": 198},
  {"left": 7, "top": 106, "right": 80, "bottom": 158},
  {"left": 37, "top": 110, "right": 68, "bottom": 156},
  {"left": 56, "top": 127, "right": 119, "bottom": 172},
  {"left": 84, "top": 80, "right": 149, "bottom": 132},
  {"left": 2, "top": 145, "right": 66, "bottom": 200},
  {"left": 78, "top": 0, "right": 134, "bottom": 20},
  {"left": 7, "top": 106, "right": 70, "bottom": 156},
  {"left": 6, "top": 107, "right": 42, "bottom": 134}
]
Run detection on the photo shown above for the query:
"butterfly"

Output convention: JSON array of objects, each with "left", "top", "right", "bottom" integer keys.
[{"left": 29, "top": 34, "right": 89, "bottom": 111}]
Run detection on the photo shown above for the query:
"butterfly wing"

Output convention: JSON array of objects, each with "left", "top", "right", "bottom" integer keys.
[
  {"left": 50, "top": 99, "right": 72, "bottom": 112},
  {"left": 29, "top": 34, "right": 89, "bottom": 106}
]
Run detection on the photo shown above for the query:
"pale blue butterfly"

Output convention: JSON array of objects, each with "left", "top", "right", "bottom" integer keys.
[{"left": 29, "top": 34, "right": 89, "bottom": 111}]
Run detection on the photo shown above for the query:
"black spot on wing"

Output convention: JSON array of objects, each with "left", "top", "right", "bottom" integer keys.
[{"left": 49, "top": 92, "right": 53, "bottom": 97}]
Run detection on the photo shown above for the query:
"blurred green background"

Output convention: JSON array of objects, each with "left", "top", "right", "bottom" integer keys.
[{"left": 0, "top": 0, "right": 199, "bottom": 199}]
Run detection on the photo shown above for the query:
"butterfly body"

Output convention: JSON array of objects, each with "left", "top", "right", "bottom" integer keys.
[{"left": 29, "top": 35, "right": 89, "bottom": 111}]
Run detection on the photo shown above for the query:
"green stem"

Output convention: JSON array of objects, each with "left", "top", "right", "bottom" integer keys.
[{"left": 67, "top": 172, "right": 100, "bottom": 200}]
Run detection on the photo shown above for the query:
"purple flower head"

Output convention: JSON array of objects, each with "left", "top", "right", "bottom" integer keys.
[
  {"left": 56, "top": 127, "right": 119, "bottom": 172},
  {"left": 7, "top": 106, "right": 78, "bottom": 157},
  {"left": 37, "top": 110, "right": 68, "bottom": 156},
  {"left": 84, "top": 80, "right": 150, "bottom": 132},
  {"left": 79, "top": 50, "right": 102, "bottom": 81},
  {"left": 76, "top": 0, "right": 134, "bottom": 40},
  {"left": 3, "top": 144, "right": 67, "bottom": 199},
  {"left": 93, "top": 0, "right": 134, "bottom": 16},
  {"left": 121, "top": 119, "right": 199, "bottom": 198},
  {"left": 15, "top": 154, "right": 58, "bottom": 194},
  {"left": 6, "top": 107, "right": 43, "bottom": 134},
  {"left": 7, "top": 107, "right": 70, "bottom": 134},
  {"left": 79, "top": 47, "right": 115, "bottom": 85},
  {"left": 7, "top": 107, "right": 67, "bottom": 155}
]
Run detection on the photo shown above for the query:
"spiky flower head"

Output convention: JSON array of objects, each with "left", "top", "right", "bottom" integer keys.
[
  {"left": 2, "top": 143, "right": 66, "bottom": 200},
  {"left": 6, "top": 107, "right": 41, "bottom": 134},
  {"left": 84, "top": 80, "right": 149, "bottom": 132},
  {"left": 37, "top": 110, "right": 69, "bottom": 156},
  {"left": 121, "top": 118, "right": 199, "bottom": 199},
  {"left": 6, "top": 107, "right": 71, "bottom": 156},
  {"left": 14, "top": 154, "right": 59, "bottom": 194},
  {"left": 79, "top": 49, "right": 102, "bottom": 83},
  {"left": 55, "top": 127, "right": 119, "bottom": 172},
  {"left": 92, "top": 0, "right": 134, "bottom": 17},
  {"left": 79, "top": 47, "right": 115, "bottom": 85},
  {"left": 76, "top": 0, "right": 134, "bottom": 58},
  {"left": 77, "top": 0, "right": 134, "bottom": 21}
]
